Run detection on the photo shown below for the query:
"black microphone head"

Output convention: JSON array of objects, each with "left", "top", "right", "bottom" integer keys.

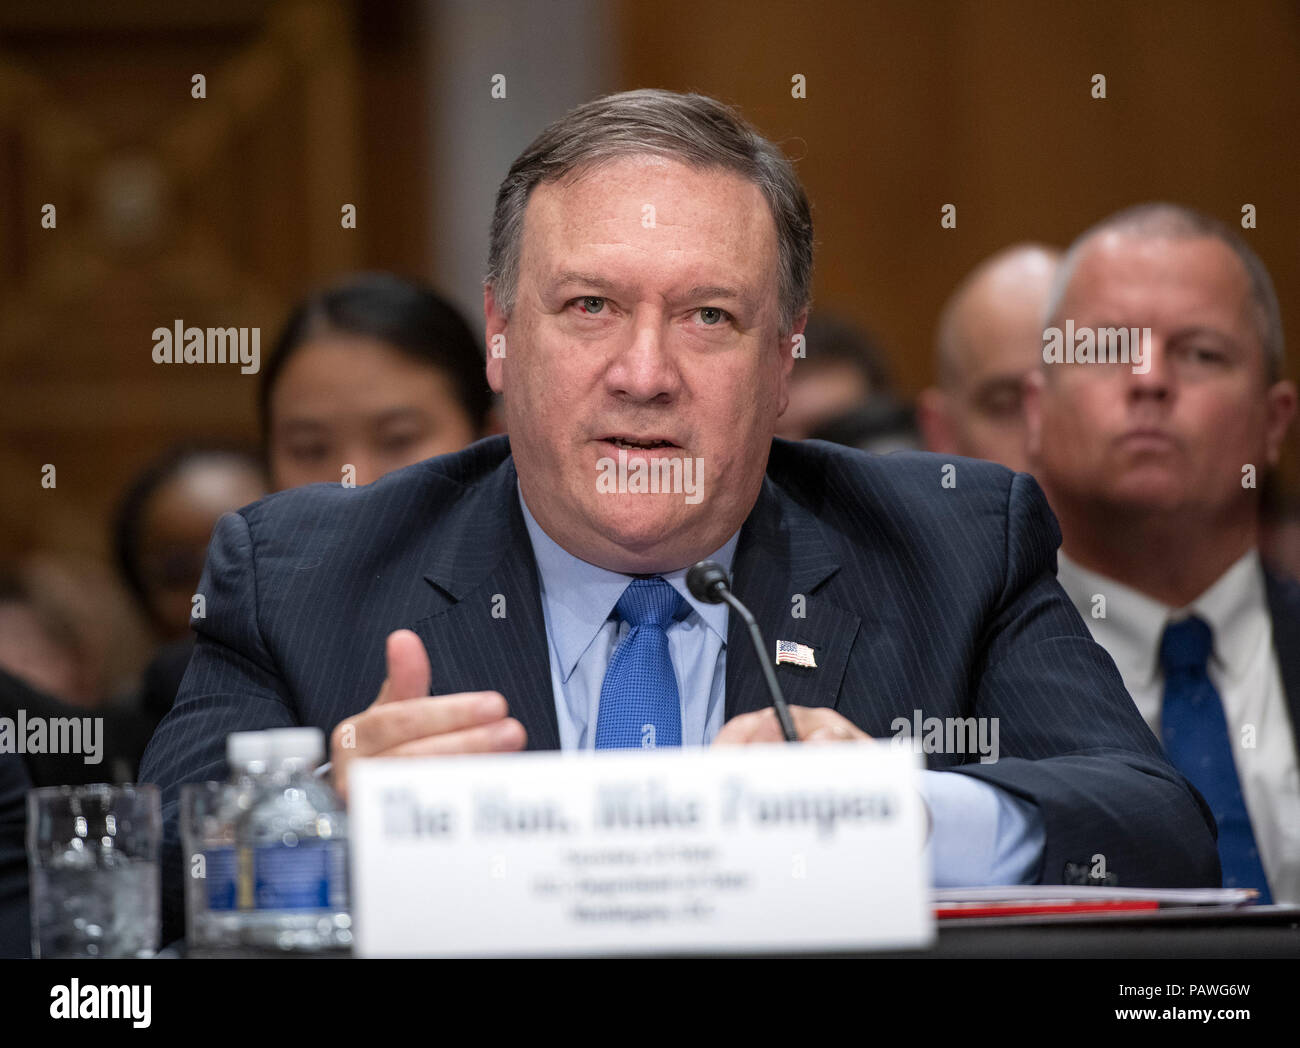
[{"left": 687, "top": 560, "right": 730, "bottom": 603}]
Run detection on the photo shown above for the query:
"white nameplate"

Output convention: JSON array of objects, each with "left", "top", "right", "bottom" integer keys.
[{"left": 350, "top": 741, "right": 931, "bottom": 957}]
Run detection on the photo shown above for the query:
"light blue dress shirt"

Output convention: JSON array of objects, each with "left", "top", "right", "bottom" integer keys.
[{"left": 518, "top": 489, "right": 1045, "bottom": 887}]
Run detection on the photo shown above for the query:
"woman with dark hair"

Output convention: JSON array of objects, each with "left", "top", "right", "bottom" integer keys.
[
  {"left": 261, "top": 272, "right": 491, "bottom": 490},
  {"left": 110, "top": 443, "right": 266, "bottom": 732},
  {"left": 113, "top": 444, "right": 266, "bottom": 643}
]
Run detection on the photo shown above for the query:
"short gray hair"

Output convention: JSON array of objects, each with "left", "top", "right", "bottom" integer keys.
[
  {"left": 485, "top": 89, "right": 814, "bottom": 336},
  {"left": 1044, "top": 202, "right": 1285, "bottom": 380}
]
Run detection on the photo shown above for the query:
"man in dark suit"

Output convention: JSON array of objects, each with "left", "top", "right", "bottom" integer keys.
[
  {"left": 141, "top": 90, "right": 1218, "bottom": 943},
  {"left": 0, "top": 666, "right": 158, "bottom": 958},
  {"left": 0, "top": 666, "right": 154, "bottom": 789},
  {"left": 1025, "top": 202, "right": 1300, "bottom": 904},
  {"left": 0, "top": 752, "right": 32, "bottom": 959}
]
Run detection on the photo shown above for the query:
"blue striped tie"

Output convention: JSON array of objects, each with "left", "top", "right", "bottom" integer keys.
[
  {"left": 1160, "top": 616, "right": 1272, "bottom": 902},
  {"left": 594, "top": 577, "right": 685, "bottom": 750}
]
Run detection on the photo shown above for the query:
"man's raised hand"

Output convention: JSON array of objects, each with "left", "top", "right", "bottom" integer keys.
[{"left": 329, "top": 629, "right": 526, "bottom": 802}]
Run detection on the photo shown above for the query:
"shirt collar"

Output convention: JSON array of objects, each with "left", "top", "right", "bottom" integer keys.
[
  {"left": 1057, "top": 548, "right": 1267, "bottom": 687},
  {"left": 1187, "top": 549, "right": 1270, "bottom": 682},
  {"left": 518, "top": 485, "right": 739, "bottom": 682}
]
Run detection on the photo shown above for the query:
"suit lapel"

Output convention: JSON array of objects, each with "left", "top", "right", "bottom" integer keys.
[
  {"left": 408, "top": 455, "right": 560, "bottom": 751},
  {"left": 407, "top": 453, "right": 866, "bottom": 744},
  {"left": 725, "top": 477, "right": 861, "bottom": 720},
  {"left": 1264, "top": 570, "right": 1300, "bottom": 767}
]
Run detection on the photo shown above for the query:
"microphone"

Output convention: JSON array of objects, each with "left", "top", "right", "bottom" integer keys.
[{"left": 687, "top": 560, "right": 799, "bottom": 743}]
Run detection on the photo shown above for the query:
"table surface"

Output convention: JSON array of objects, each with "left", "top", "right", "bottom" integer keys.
[
  {"left": 872, "top": 905, "right": 1300, "bottom": 959},
  {"left": 174, "top": 906, "right": 1300, "bottom": 959}
]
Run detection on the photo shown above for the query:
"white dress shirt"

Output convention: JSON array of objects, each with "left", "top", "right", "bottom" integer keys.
[{"left": 1056, "top": 549, "right": 1300, "bottom": 904}]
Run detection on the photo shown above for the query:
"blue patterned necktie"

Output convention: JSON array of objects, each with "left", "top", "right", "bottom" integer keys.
[
  {"left": 594, "top": 577, "right": 685, "bottom": 750},
  {"left": 1160, "top": 616, "right": 1272, "bottom": 902}
]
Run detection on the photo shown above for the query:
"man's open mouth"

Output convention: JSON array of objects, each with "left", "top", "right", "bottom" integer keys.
[{"left": 602, "top": 436, "right": 680, "bottom": 451}]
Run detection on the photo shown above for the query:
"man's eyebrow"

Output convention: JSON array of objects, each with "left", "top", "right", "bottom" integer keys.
[
  {"left": 548, "top": 272, "right": 752, "bottom": 306},
  {"left": 549, "top": 271, "right": 618, "bottom": 292},
  {"left": 975, "top": 374, "right": 1026, "bottom": 395},
  {"left": 275, "top": 418, "right": 328, "bottom": 434},
  {"left": 371, "top": 407, "right": 429, "bottom": 427},
  {"left": 681, "top": 284, "right": 748, "bottom": 303},
  {"left": 1168, "top": 325, "right": 1237, "bottom": 345}
]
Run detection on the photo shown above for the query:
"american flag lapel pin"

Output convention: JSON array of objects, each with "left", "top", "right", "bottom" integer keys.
[{"left": 776, "top": 639, "right": 817, "bottom": 668}]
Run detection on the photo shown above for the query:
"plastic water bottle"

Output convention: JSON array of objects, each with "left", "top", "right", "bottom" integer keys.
[
  {"left": 237, "top": 727, "right": 351, "bottom": 951},
  {"left": 217, "top": 732, "right": 272, "bottom": 938},
  {"left": 185, "top": 731, "right": 271, "bottom": 949}
]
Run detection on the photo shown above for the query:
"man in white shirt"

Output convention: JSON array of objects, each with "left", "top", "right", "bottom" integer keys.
[{"left": 1024, "top": 202, "right": 1300, "bottom": 904}]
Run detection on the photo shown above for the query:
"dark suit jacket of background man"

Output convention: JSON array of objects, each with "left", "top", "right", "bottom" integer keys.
[
  {"left": 0, "top": 753, "right": 32, "bottom": 958},
  {"left": 140, "top": 435, "right": 1221, "bottom": 941},
  {"left": 0, "top": 667, "right": 159, "bottom": 959},
  {"left": 1264, "top": 572, "right": 1300, "bottom": 767}
]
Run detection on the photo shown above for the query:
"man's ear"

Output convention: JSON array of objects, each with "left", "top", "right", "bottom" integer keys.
[
  {"left": 775, "top": 311, "right": 807, "bottom": 419},
  {"left": 1022, "top": 369, "right": 1047, "bottom": 461},
  {"left": 484, "top": 283, "right": 507, "bottom": 394},
  {"left": 1264, "top": 379, "right": 1298, "bottom": 467}
]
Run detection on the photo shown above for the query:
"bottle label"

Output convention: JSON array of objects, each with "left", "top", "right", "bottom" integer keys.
[
  {"left": 203, "top": 846, "right": 238, "bottom": 911},
  {"left": 253, "top": 839, "right": 348, "bottom": 911},
  {"left": 238, "top": 845, "right": 254, "bottom": 910}
]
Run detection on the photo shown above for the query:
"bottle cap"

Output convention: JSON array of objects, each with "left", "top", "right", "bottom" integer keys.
[
  {"left": 226, "top": 730, "right": 273, "bottom": 769},
  {"left": 266, "top": 727, "right": 325, "bottom": 768}
]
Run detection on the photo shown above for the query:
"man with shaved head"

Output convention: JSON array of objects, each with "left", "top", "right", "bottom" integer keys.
[
  {"left": 1025, "top": 202, "right": 1300, "bottom": 903},
  {"left": 918, "top": 244, "right": 1061, "bottom": 473}
]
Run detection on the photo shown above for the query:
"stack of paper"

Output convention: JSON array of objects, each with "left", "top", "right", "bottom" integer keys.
[{"left": 933, "top": 885, "right": 1257, "bottom": 919}]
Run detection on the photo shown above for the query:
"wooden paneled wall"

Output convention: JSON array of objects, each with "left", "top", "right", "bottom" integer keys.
[
  {"left": 0, "top": 0, "right": 430, "bottom": 687},
  {"left": 617, "top": 0, "right": 1300, "bottom": 405}
]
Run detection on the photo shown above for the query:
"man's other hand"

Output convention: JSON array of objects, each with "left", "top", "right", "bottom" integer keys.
[{"left": 712, "top": 705, "right": 871, "bottom": 745}]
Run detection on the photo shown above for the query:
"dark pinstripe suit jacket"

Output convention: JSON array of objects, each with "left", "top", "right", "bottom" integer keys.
[
  {"left": 140, "top": 435, "right": 1220, "bottom": 941},
  {"left": 1264, "top": 570, "right": 1300, "bottom": 767},
  {"left": 0, "top": 753, "right": 31, "bottom": 959}
]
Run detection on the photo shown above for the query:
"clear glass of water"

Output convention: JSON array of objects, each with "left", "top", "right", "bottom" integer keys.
[{"left": 27, "top": 783, "right": 161, "bottom": 959}]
